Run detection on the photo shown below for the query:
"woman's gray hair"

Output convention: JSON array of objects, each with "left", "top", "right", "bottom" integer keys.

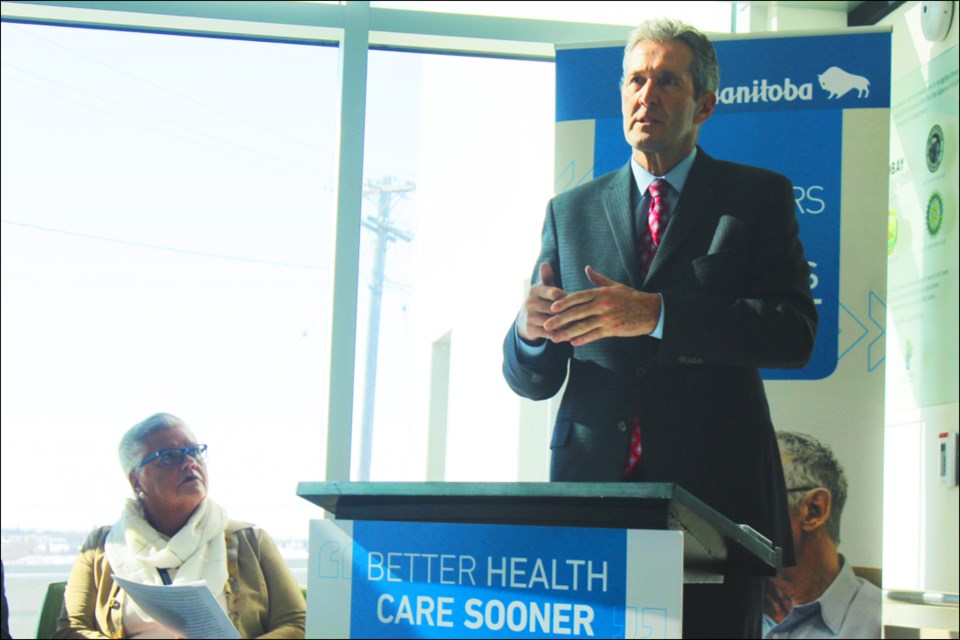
[
  {"left": 119, "top": 412, "right": 195, "bottom": 473},
  {"left": 777, "top": 431, "right": 848, "bottom": 545},
  {"left": 622, "top": 17, "right": 720, "bottom": 98}
]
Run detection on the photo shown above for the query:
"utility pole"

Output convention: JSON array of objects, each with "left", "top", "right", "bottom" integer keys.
[{"left": 357, "top": 176, "right": 415, "bottom": 481}]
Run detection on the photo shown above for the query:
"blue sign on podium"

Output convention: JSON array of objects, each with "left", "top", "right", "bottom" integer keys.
[{"left": 307, "top": 519, "right": 683, "bottom": 639}]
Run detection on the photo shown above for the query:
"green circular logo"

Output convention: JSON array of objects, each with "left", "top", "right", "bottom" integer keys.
[
  {"left": 926, "top": 191, "right": 944, "bottom": 237},
  {"left": 888, "top": 209, "right": 898, "bottom": 255},
  {"left": 926, "top": 124, "right": 945, "bottom": 173}
]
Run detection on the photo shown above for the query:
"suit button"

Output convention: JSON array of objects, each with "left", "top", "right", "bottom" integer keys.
[
  {"left": 635, "top": 367, "right": 647, "bottom": 378},
  {"left": 617, "top": 421, "right": 627, "bottom": 432}
]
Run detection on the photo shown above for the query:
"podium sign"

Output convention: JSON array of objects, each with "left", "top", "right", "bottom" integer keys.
[
  {"left": 299, "top": 482, "right": 782, "bottom": 638},
  {"left": 307, "top": 519, "right": 683, "bottom": 639}
]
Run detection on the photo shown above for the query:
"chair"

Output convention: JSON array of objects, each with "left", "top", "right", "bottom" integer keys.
[{"left": 35, "top": 581, "right": 66, "bottom": 639}]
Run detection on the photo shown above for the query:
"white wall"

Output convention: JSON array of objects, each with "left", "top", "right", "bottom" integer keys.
[
  {"left": 735, "top": 2, "right": 847, "bottom": 33},
  {"left": 880, "top": 0, "right": 960, "bottom": 594}
]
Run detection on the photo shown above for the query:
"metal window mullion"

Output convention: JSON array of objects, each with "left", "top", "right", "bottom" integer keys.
[{"left": 325, "top": 0, "right": 369, "bottom": 482}]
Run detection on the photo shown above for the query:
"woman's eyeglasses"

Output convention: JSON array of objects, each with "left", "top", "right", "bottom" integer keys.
[{"left": 138, "top": 444, "right": 208, "bottom": 468}]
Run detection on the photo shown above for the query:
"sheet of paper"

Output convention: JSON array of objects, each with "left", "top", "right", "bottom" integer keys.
[{"left": 113, "top": 575, "right": 240, "bottom": 639}]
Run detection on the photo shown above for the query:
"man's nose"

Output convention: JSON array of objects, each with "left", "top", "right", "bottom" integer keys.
[{"left": 638, "top": 80, "right": 657, "bottom": 106}]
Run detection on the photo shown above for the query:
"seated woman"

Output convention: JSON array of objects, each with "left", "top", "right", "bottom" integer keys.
[{"left": 55, "top": 413, "right": 306, "bottom": 639}]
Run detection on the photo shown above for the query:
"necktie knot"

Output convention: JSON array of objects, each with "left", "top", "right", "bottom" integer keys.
[{"left": 648, "top": 177, "right": 667, "bottom": 201}]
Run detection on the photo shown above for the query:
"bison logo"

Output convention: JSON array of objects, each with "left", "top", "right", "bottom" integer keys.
[{"left": 817, "top": 66, "right": 870, "bottom": 99}]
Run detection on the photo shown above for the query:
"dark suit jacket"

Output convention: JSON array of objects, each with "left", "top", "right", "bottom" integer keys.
[{"left": 503, "top": 149, "right": 817, "bottom": 564}]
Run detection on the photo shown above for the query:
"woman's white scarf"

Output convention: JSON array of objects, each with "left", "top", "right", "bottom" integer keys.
[{"left": 105, "top": 497, "right": 229, "bottom": 596}]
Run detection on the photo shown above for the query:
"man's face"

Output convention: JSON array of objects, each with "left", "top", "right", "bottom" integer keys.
[{"left": 621, "top": 39, "right": 716, "bottom": 170}]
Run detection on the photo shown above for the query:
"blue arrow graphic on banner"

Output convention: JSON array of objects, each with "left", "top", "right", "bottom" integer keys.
[
  {"left": 555, "top": 161, "right": 594, "bottom": 194},
  {"left": 556, "top": 160, "right": 576, "bottom": 193},
  {"left": 838, "top": 302, "right": 868, "bottom": 361},
  {"left": 868, "top": 291, "right": 886, "bottom": 371}
]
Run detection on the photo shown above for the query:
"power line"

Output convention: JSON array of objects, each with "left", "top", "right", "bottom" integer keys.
[
  {"left": 1, "top": 218, "right": 327, "bottom": 271},
  {"left": 7, "top": 21, "right": 329, "bottom": 154},
  {"left": 0, "top": 66, "right": 326, "bottom": 180}
]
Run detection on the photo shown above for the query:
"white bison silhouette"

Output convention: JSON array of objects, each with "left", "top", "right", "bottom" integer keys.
[{"left": 818, "top": 66, "right": 870, "bottom": 99}]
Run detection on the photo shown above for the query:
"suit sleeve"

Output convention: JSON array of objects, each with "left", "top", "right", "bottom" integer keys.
[
  {"left": 658, "top": 171, "right": 817, "bottom": 368},
  {"left": 502, "top": 199, "right": 573, "bottom": 400}
]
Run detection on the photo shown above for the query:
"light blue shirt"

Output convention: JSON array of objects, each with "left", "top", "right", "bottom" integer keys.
[
  {"left": 762, "top": 556, "right": 882, "bottom": 639},
  {"left": 516, "top": 148, "right": 698, "bottom": 355}
]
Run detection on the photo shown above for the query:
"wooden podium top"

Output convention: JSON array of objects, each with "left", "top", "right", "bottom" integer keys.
[{"left": 297, "top": 481, "right": 781, "bottom": 580}]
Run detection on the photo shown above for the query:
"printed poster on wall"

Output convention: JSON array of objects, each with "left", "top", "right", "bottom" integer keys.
[{"left": 886, "top": 44, "right": 959, "bottom": 413}]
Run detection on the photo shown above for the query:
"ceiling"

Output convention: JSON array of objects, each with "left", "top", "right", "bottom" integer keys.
[{"left": 744, "top": 1, "right": 863, "bottom": 10}]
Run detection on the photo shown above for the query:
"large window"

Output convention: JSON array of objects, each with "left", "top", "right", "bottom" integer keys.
[
  {"left": 1, "top": 22, "right": 337, "bottom": 635},
  {"left": 353, "top": 50, "right": 554, "bottom": 481}
]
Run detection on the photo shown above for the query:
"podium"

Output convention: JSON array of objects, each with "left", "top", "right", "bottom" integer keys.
[{"left": 297, "top": 481, "right": 781, "bottom": 638}]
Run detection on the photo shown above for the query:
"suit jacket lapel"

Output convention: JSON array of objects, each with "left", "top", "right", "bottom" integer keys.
[
  {"left": 600, "top": 164, "right": 640, "bottom": 289},
  {"left": 646, "top": 149, "right": 720, "bottom": 284}
]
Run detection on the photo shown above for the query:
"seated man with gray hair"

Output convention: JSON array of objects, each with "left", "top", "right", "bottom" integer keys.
[{"left": 764, "top": 431, "right": 881, "bottom": 638}]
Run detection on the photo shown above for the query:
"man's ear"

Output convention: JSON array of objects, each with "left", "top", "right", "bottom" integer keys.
[
  {"left": 694, "top": 91, "right": 717, "bottom": 124},
  {"left": 799, "top": 488, "right": 832, "bottom": 532}
]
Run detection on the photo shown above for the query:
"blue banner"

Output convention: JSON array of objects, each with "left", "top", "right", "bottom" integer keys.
[
  {"left": 555, "top": 31, "right": 892, "bottom": 380},
  {"left": 348, "top": 521, "right": 629, "bottom": 638}
]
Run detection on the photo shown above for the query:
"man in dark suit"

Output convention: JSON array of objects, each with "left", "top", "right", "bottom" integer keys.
[{"left": 502, "top": 17, "right": 818, "bottom": 639}]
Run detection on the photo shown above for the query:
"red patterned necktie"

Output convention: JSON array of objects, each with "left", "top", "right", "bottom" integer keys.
[
  {"left": 624, "top": 414, "right": 643, "bottom": 478},
  {"left": 638, "top": 178, "right": 669, "bottom": 276},
  {"left": 625, "top": 178, "right": 670, "bottom": 478}
]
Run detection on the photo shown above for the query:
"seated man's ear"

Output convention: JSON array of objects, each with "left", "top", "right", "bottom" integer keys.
[{"left": 799, "top": 488, "right": 832, "bottom": 532}]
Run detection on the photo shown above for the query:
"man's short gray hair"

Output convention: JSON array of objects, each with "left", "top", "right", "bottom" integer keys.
[
  {"left": 777, "top": 431, "right": 848, "bottom": 545},
  {"left": 622, "top": 17, "right": 720, "bottom": 98},
  {"left": 119, "top": 412, "right": 195, "bottom": 473}
]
